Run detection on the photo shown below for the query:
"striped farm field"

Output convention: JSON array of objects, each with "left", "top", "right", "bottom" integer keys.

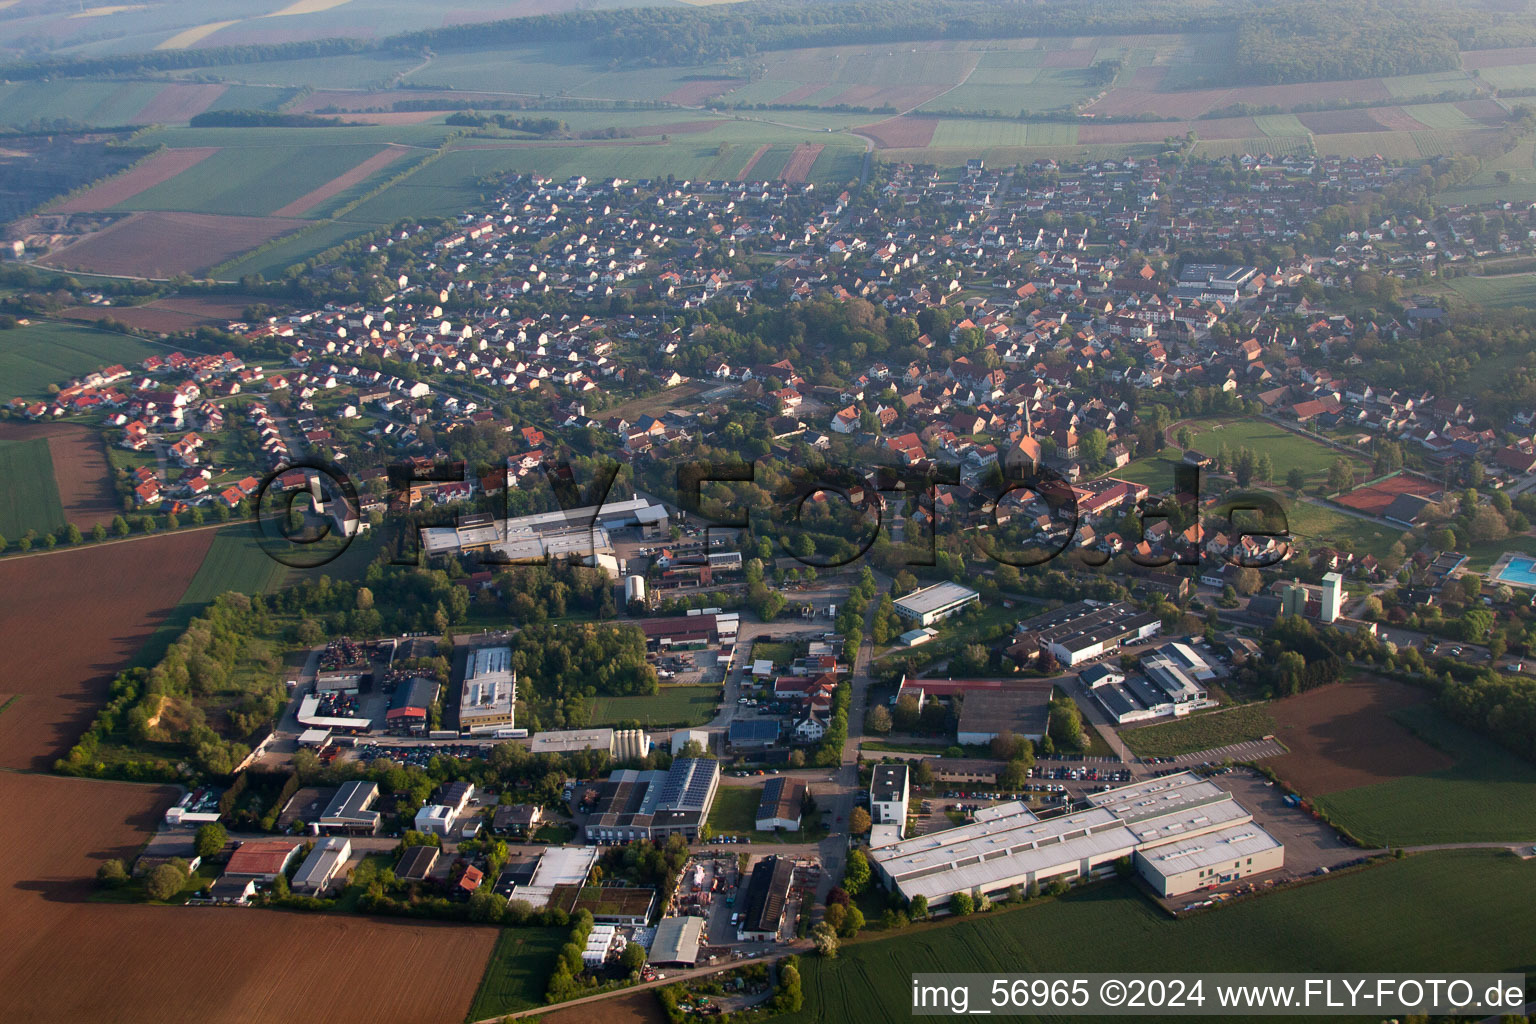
[
  {"left": 1253, "top": 113, "right": 1309, "bottom": 136},
  {"left": 52, "top": 147, "right": 220, "bottom": 213},
  {"left": 931, "top": 120, "right": 1077, "bottom": 147},
  {"left": 0, "top": 322, "right": 161, "bottom": 401},
  {"left": 0, "top": 437, "right": 64, "bottom": 540}
]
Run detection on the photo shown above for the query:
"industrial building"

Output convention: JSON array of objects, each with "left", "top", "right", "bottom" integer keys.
[
  {"left": 223, "top": 840, "right": 301, "bottom": 882},
  {"left": 869, "top": 772, "right": 1282, "bottom": 908},
  {"left": 1015, "top": 600, "right": 1162, "bottom": 667},
  {"left": 649, "top": 916, "right": 705, "bottom": 967},
  {"left": 502, "top": 845, "right": 601, "bottom": 909},
  {"left": 459, "top": 646, "right": 517, "bottom": 735},
  {"left": 414, "top": 804, "right": 458, "bottom": 836},
  {"left": 1082, "top": 644, "right": 1217, "bottom": 724},
  {"left": 1280, "top": 571, "right": 1345, "bottom": 624},
  {"left": 737, "top": 856, "right": 795, "bottom": 941},
  {"left": 530, "top": 727, "right": 649, "bottom": 759},
  {"left": 583, "top": 758, "right": 720, "bottom": 843},
  {"left": 419, "top": 496, "right": 668, "bottom": 564},
  {"left": 895, "top": 675, "right": 1054, "bottom": 744},
  {"left": 755, "top": 777, "right": 807, "bottom": 831},
  {"left": 893, "top": 581, "right": 981, "bottom": 627},
  {"left": 870, "top": 763, "right": 910, "bottom": 835},
  {"left": 396, "top": 845, "right": 439, "bottom": 882},
  {"left": 385, "top": 676, "right": 439, "bottom": 735},
  {"left": 318, "top": 780, "right": 381, "bottom": 835},
  {"left": 292, "top": 837, "right": 351, "bottom": 895},
  {"left": 728, "top": 719, "right": 780, "bottom": 749}
]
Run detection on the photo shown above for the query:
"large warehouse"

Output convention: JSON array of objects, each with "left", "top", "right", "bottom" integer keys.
[
  {"left": 1016, "top": 600, "right": 1162, "bottom": 667},
  {"left": 868, "top": 772, "right": 1282, "bottom": 907},
  {"left": 420, "top": 496, "right": 668, "bottom": 563},
  {"left": 893, "top": 581, "right": 981, "bottom": 627}
]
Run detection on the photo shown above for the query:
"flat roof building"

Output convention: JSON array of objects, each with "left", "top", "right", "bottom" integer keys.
[
  {"left": 420, "top": 496, "right": 668, "bottom": 562},
  {"left": 955, "top": 684, "right": 1054, "bottom": 744},
  {"left": 893, "top": 581, "right": 981, "bottom": 627},
  {"left": 531, "top": 727, "right": 613, "bottom": 755},
  {"left": 870, "top": 763, "right": 910, "bottom": 836},
  {"left": 870, "top": 772, "right": 1282, "bottom": 908},
  {"left": 649, "top": 916, "right": 705, "bottom": 966},
  {"left": 224, "top": 839, "right": 301, "bottom": 881},
  {"left": 460, "top": 646, "right": 516, "bottom": 735},
  {"left": 1017, "top": 600, "right": 1162, "bottom": 667}
]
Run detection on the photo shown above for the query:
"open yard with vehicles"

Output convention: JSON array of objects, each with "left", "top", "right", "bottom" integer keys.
[
  {"left": 1118, "top": 703, "right": 1278, "bottom": 759},
  {"left": 781, "top": 849, "right": 1536, "bottom": 1024},
  {"left": 589, "top": 684, "right": 719, "bottom": 727}
]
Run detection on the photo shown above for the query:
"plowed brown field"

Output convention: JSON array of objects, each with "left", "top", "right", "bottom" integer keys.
[
  {"left": 1267, "top": 678, "right": 1452, "bottom": 796},
  {"left": 0, "top": 772, "right": 498, "bottom": 1024},
  {"left": 0, "top": 530, "right": 213, "bottom": 770}
]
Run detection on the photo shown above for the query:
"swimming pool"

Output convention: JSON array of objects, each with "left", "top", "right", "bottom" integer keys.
[{"left": 1495, "top": 556, "right": 1536, "bottom": 587}]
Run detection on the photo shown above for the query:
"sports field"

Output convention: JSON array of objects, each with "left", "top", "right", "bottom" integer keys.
[
  {"left": 0, "top": 438, "right": 65, "bottom": 540},
  {"left": 1308, "top": 701, "right": 1536, "bottom": 846},
  {"left": 0, "top": 322, "right": 161, "bottom": 401},
  {"left": 1118, "top": 703, "right": 1277, "bottom": 759},
  {"left": 588, "top": 684, "right": 719, "bottom": 727},
  {"left": 781, "top": 850, "right": 1536, "bottom": 1024}
]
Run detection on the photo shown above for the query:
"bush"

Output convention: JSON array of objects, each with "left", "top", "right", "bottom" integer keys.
[
  {"left": 96, "top": 858, "right": 129, "bottom": 888},
  {"left": 144, "top": 861, "right": 188, "bottom": 901}
]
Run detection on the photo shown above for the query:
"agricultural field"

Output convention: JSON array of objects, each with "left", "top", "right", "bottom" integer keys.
[
  {"left": 588, "top": 684, "right": 719, "bottom": 727},
  {"left": 1117, "top": 703, "right": 1278, "bottom": 759},
  {"left": 111, "top": 142, "right": 412, "bottom": 218},
  {"left": 1443, "top": 271, "right": 1536, "bottom": 309},
  {"left": 38, "top": 211, "right": 311, "bottom": 279},
  {"left": 0, "top": 321, "right": 162, "bottom": 401},
  {"left": 131, "top": 522, "right": 292, "bottom": 669},
  {"left": 467, "top": 926, "right": 568, "bottom": 1021},
  {"left": 0, "top": 771, "right": 499, "bottom": 1024},
  {"left": 1305, "top": 699, "right": 1536, "bottom": 846},
  {"left": 0, "top": 528, "right": 215, "bottom": 770},
  {"left": 1438, "top": 139, "right": 1536, "bottom": 205},
  {"left": 0, "top": 436, "right": 65, "bottom": 540},
  {"left": 782, "top": 849, "right": 1536, "bottom": 1024}
]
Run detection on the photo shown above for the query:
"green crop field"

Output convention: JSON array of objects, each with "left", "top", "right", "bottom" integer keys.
[
  {"left": 467, "top": 927, "right": 567, "bottom": 1021},
  {"left": 930, "top": 121, "right": 1078, "bottom": 148},
  {"left": 1312, "top": 704, "right": 1536, "bottom": 846},
  {"left": 0, "top": 80, "right": 167, "bottom": 128},
  {"left": 1118, "top": 703, "right": 1277, "bottom": 758},
  {"left": 0, "top": 322, "right": 162, "bottom": 401},
  {"left": 115, "top": 142, "right": 407, "bottom": 218},
  {"left": 1380, "top": 69, "right": 1475, "bottom": 97},
  {"left": 589, "top": 684, "right": 719, "bottom": 727},
  {"left": 1444, "top": 272, "right": 1536, "bottom": 309},
  {"left": 217, "top": 220, "right": 377, "bottom": 280},
  {"left": 783, "top": 851, "right": 1536, "bottom": 1024},
  {"left": 1439, "top": 139, "right": 1536, "bottom": 205},
  {"left": 0, "top": 438, "right": 65, "bottom": 540},
  {"left": 132, "top": 522, "right": 291, "bottom": 668}
]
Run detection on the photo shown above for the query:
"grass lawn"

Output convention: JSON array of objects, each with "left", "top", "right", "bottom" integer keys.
[
  {"left": 707, "top": 784, "right": 762, "bottom": 834},
  {"left": 588, "top": 684, "right": 720, "bottom": 727},
  {"left": 1118, "top": 703, "right": 1278, "bottom": 759},
  {"left": 466, "top": 927, "right": 567, "bottom": 1020},
  {"left": 0, "top": 321, "right": 162, "bottom": 401},
  {"left": 1276, "top": 498, "right": 1406, "bottom": 561},
  {"left": 1462, "top": 534, "right": 1536, "bottom": 573},
  {"left": 749, "top": 641, "right": 798, "bottom": 667},
  {"left": 1312, "top": 703, "right": 1536, "bottom": 846},
  {"left": 781, "top": 850, "right": 1536, "bottom": 1024},
  {"left": 0, "top": 437, "right": 65, "bottom": 539}
]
